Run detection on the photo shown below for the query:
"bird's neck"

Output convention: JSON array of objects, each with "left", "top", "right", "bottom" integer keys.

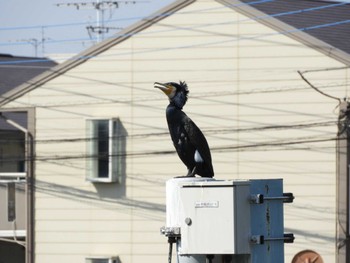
[
  {"left": 166, "top": 104, "right": 185, "bottom": 135},
  {"left": 166, "top": 104, "right": 184, "bottom": 121},
  {"left": 169, "top": 100, "right": 184, "bottom": 110},
  {"left": 167, "top": 103, "right": 182, "bottom": 111}
]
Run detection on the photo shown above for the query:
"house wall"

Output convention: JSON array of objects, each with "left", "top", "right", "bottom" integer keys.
[{"left": 2, "top": 0, "right": 350, "bottom": 262}]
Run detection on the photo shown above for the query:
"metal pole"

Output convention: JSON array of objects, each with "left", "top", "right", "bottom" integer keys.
[{"left": 336, "top": 101, "right": 350, "bottom": 263}]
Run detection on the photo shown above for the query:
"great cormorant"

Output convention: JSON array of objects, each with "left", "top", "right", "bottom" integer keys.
[{"left": 154, "top": 81, "right": 214, "bottom": 178}]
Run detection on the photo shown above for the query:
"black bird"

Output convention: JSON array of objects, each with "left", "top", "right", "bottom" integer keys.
[{"left": 154, "top": 81, "right": 214, "bottom": 178}]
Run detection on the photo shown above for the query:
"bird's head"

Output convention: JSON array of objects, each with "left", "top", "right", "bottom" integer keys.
[{"left": 154, "top": 81, "right": 189, "bottom": 109}]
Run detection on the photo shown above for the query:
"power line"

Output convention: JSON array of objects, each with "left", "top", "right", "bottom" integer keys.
[
  {"left": 1, "top": 15, "right": 349, "bottom": 66},
  {"left": 0, "top": 135, "right": 342, "bottom": 164},
  {"left": 1, "top": 0, "right": 346, "bottom": 33},
  {"left": 0, "top": 0, "right": 272, "bottom": 32},
  {"left": 0, "top": 120, "right": 337, "bottom": 145},
  {"left": 0, "top": 0, "right": 347, "bottom": 56},
  {"left": 14, "top": 34, "right": 51, "bottom": 57},
  {"left": 298, "top": 70, "right": 342, "bottom": 103}
]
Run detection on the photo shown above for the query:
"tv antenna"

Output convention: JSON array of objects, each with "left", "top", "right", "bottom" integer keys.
[
  {"left": 56, "top": 1, "right": 139, "bottom": 42},
  {"left": 14, "top": 27, "right": 50, "bottom": 57}
]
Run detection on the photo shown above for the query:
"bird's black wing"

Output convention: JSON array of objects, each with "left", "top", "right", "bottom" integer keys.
[{"left": 183, "top": 116, "right": 214, "bottom": 176}]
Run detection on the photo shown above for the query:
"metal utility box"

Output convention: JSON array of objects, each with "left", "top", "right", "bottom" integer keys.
[
  {"left": 163, "top": 178, "right": 294, "bottom": 263},
  {"left": 166, "top": 179, "right": 251, "bottom": 255}
]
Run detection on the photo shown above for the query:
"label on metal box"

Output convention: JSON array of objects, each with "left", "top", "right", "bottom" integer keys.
[{"left": 195, "top": 201, "right": 219, "bottom": 208}]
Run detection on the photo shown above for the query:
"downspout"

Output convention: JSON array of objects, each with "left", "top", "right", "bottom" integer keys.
[{"left": 0, "top": 112, "right": 34, "bottom": 263}]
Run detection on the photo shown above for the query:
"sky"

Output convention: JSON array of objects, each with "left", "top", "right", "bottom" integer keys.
[{"left": 0, "top": 0, "right": 174, "bottom": 59}]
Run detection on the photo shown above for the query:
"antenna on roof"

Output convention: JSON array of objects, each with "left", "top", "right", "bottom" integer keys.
[
  {"left": 11, "top": 27, "right": 50, "bottom": 57},
  {"left": 55, "top": 1, "right": 142, "bottom": 42},
  {"left": 16, "top": 39, "right": 40, "bottom": 57}
]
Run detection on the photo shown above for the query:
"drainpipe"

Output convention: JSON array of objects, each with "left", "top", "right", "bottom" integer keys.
[{"left": 0, "top": 112, "right": 34, "bottom": 263}]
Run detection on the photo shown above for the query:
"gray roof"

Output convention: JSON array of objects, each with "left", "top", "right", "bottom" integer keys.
[
  {"left": 241, "top": 0, "right": 350, "bottom": 54},
  {"left": 0, "top": 54, "right": 57, "bottom": 96},
  {"left": 0, "top": 111, "right": 27, "bottom": 131},
  {"left": 220, "top": 0, "right": 350, "bottom": 64}
]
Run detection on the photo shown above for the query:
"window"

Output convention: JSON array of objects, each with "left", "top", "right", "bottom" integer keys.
[
  {"left": 0, "top": 111, "right": 27, "bottom": 182},
  {"left": 0, "top": 130, "right": 25, "bottom": 174},
  {"left": 86, "top": 118, "right": 126, "bottom": 183}
]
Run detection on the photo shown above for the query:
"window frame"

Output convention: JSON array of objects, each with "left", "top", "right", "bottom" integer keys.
[{"left": 86, "top": 118, "right": 122, "bottom": 183}]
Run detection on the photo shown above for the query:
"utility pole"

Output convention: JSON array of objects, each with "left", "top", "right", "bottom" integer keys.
[
  {"left": 337, "top": 100, "right": 350, "bottom": 263},
  {"left": 41, "top": 26, "right": 50, "bottom": 56},
  {"left": 56, "top": 1, "right": 137, "bottom": 42}
]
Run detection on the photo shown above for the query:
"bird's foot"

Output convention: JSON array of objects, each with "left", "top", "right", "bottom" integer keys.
[{"left": 174, "top": 167, "right": 197, "bottom": 178}]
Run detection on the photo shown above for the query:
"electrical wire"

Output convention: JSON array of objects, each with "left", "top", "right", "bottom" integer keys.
[
  {"left": 0, "top": 134, "right": 342, "bottom": 164},
  {"left": 0, "top": 0, "right": 277, "bottom": 50},
  {"left": 1, "top": 16, "right": 349, "bottom": 65},
  {"left": 300, "top": 66, "right": 350, "bottom": 74},
  {"left": 0, "top": 120, "right": 337, "bottom": 144},
  {"left": 0, "top": 0, "right": 275, "bottom": 32},
  {"left": 0, "top": 1, "right": 346, "bottom": 173},
  {"left": 0, "top": 0, "right": 346, "bottom": 34},
  {"left": 4, "top": 14, "right": 350, "bottom": 62},
  {"left": 298, "top": 70, "right": 341, "bottom": 103},
  {"left": 0, "top": 0, "right": 349, "bottom": 64}
]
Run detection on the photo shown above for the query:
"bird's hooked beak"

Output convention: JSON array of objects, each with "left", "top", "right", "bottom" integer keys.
[{"left": 154, "top": 82, "right": 176, "bottom": 99}]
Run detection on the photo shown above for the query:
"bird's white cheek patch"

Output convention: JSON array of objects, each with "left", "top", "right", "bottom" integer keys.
[
  {"left": 168, "top": 88, "right": 176, "bottom": 99},
  {"left": 194, "top": 150, "right": 204, "bottom": 163}
]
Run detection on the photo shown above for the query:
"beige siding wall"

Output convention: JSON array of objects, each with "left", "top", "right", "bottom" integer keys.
[{"left": 3, "top": 0, "right": 350, "bottom": 262}]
